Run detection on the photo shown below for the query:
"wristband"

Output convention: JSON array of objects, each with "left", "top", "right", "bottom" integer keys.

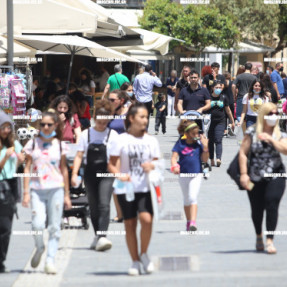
[
  {"left": 170, "top": 164, "right": 180, "bottom": 172},
  {"left": 203, "top": 148, "right": 208, "bottom": 152}
]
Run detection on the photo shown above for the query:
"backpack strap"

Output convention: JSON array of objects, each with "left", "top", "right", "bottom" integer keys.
[
  {"left": 88, "top": 127, "right": 90, "bottom": 144},
  {"left": 32, "top": 138, "right": 35, "bottom": 150},
  {"left": 105, "top": 128, "right": 112, "bottom": 145}
]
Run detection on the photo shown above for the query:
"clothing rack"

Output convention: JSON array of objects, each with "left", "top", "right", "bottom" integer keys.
[{"left": 0, "top": 65, "right": 13, "bottom": 73}]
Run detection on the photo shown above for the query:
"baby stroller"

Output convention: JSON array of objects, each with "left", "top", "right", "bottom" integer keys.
[
  {"left": 181, "top": 110, "right": 211, "bottom": 137},
  {"left": 63, "top": 143, "right": 90, "bottom": 230},
  {"left": 180, "top": 110, "right": 212, "bottom": 177}
]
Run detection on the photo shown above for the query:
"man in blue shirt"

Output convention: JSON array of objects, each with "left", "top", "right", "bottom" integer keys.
[
  {"left": 133, "top": 64, "right": 162, "bottom": 128},
  {"left": 177, "top": 70, "right": 211, "bottom": 114},
  {"left": 271, "top": 62, "right": 284, "bottom": 100}
]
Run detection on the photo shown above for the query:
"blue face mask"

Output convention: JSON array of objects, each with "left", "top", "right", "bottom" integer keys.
[
  {"left": 214, "top": 89, "right": 222, "bottom": 95},
  {"left": 39, "top": 130, "right": 56, "bottom": 139},
  {"left": 266, "top": 70, "right": 270, "bottom": 75},
  {"left": 127, "top": 92, "right": 133, "bottom": 97},
  {"left": 253, "top": 90, "right": 260, "bottom": 94}
]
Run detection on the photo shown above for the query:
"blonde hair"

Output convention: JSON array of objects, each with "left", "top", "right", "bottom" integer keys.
[{"left": 255, "top": 102, "right": 281, "bottom": 140}]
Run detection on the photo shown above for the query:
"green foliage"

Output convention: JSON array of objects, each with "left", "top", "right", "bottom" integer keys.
[
  {"left": 139, "top": 0, "right": 241, "bottom": 52},
  {"left": 211, "top": 0, "right": 280, "bottom": 42}
]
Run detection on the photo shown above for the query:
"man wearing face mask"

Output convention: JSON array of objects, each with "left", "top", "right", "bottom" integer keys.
[{"left": 271, "top": 62, "right": 284, "bottom": 100}]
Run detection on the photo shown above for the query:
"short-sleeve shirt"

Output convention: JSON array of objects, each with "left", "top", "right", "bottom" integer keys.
[
  {"left": 108, "top": 114, "right": 127, "bottom": 134},
  {"left": 233, "top": 73, "right": 257, "bottom": 99},
  {"left": 0, "top": 140, "right": 22, "bottom": 180},
  {"left": 210, "top": 94, "right": 229, "bottom": 123},
  {"left": 176, "top": 78, "right": 189, "bottom": 91},
  {"left": 172, "top": 139, "right": 203, "bottom": 173},
  {"left": 271, "top": 70, "right": 284, "bottom": 95},
  {"left": 178, "top": 85, "right": 211, "bottom": 111},
  {"left": 166, "top": 77, "right": 178, "bottom": 97},
  {"left": 80, "top": 80, "right": 96, "bottom": 97},
  {"left": 107, "top": 73, "right": 130, "bottom": 92},
  {"left": 63, "top": 114, "right": 81, "bottom": 143},
  {"left": 202, "top": 74, "right": 226, "bottom": 94},
  {"left": 23, "top": 138, "right": 68, "bottom": 190},
  {"left": 242, "top": 93, "right": 269, "bottom": 116},
  {"left": 155, "top": 101, "right": 167, "bottom": 117},
  {"left": 109, "top": 133, "right": 161, "bottom": 194},
  {"left": 78, "top": 127, "right": 118, "bottom": 165}
]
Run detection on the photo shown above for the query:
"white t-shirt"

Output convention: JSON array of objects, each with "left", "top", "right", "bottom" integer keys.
[
  {"left": 78, "top": 127, "right": 118, "bottom": 164},
  {"left": 109, "top": 133, "right": 161, "bottom": 194},
  {"left": 24, "top": 138, "right": 68, "bottom": 190},
  {"left": 80, "top": 80, "right": 96, "bottom": 97},
  {"left": 242, "top": 93, "right": 269, "bottom": 116}
]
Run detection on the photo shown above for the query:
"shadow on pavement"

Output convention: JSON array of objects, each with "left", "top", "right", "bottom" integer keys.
[{"left": 212, "top": 250, "right": 260, "bottom": 254}]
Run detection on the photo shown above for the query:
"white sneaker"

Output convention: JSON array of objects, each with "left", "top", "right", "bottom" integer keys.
[
  {"left": 45, "top": 262, "right": 57, "bottom": 274},
  {"left": 140, "top": 253, "right": 154, "bottom": 274},
  {"left": 128, "top": 261, "right": 141, "bottom": 276},
  {"left": 31, "top": 247, "right": 45, "bottom": 268},
  {"left": 90, "top": 237, "right": 98, "bottom": 250},
  {"left": 95, "top": 237, "right": 112, "bottom": 251}
]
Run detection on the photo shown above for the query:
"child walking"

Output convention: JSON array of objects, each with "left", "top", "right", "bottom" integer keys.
[
  {"left": 155, "top": 93, "right": 167, "bottom": 135},
  {"left": 22, "top": 109, "right": 71, "bottom": 274},
  {"left": 171, "top": 120, "right": 209, "bottom": 231}
]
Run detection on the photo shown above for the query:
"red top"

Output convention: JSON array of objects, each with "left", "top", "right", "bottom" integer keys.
[
  {"left": 63, "top": 114, "right": 81, "bottom": 143},
  {"left": 82, "top": 105, "right": 91, "bottom": 120}
]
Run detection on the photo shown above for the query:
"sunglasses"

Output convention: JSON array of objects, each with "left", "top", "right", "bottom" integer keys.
[
  {"left": 108, "top": 98, "right": 117, "bottom": 102},
  {"left": 0, "top": 125, "right": 12, "bottom": 131},
  {"left": 40, "top": 123, "right": 54, "bottom": 128},
  {"left": 268, "top": 111, "right": 279, "bottom": 116}
]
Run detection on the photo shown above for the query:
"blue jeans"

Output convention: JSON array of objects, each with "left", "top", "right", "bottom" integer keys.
[
  {"left": 85, "top": 96, "right": 94, "bottom": 108},
  {"left": 236, "top": 98, "right": 243, "bottom": 122},
  {"left": 31, "top": 188, "right": 64, "bottom": 264},
  {"left": 208, "top": 121, "right": 225, "bottom": 160},
  {"left": 246, "top": 115, "right": 257, "bottom": 128}
]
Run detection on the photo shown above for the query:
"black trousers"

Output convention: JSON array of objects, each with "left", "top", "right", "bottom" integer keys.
[
  {"left": 143, "top": 100, "right": 153, "bottom": 130},
  {"left": 155, "top": 116, "right": 166, "bottom": 133},
  {"left": 84, "top": 177, "right": 114, "bottom": 238},
  {"left": 224, "top": 103, "right": 235, "bottom": 129},
  {"left": 0, "top": 178, "right": 17, "bottom": 266},
  {"left": 247, "top": 178, "right": 285, "bottom": 239}
]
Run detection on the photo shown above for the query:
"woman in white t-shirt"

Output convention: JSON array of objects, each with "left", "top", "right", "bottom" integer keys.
[
  {"left": 22, "top": 109, "right": 72, "bottom": 274},
  {"left": 71, "top": 100, "right": 118, "bottom": 252},
  {"left": 78, "top": 69, "right": 96, "bottom": 108},
  {"left": 239, "top": 79, "right": 269, "bottom": 129},
  {"left": 108, "top": 103, "right": 161, "bottom": 276}
]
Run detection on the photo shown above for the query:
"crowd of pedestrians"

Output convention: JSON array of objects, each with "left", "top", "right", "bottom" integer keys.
[{"left": 0, "top": 61, "right": 287, "bottom": 276}]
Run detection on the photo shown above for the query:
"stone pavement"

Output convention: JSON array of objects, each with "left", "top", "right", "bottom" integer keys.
[{"left": 3, "top": 118, "right": 287, "bottom": 287}]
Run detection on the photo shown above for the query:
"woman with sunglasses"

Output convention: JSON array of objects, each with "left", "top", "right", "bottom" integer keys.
[
  {"left": 239, "top": 102, "right": 287, "bottom": 254},
  {"left": 0, "top": 112, "right": 25, "bottom": 273},
  {"left": 108, "top": 103, "right": 161, "bottom": 276},
  {"left": 238, "top": 79, "right": 269, "bottom": 129},
  {"left": 71, "top": 100, "right": 118, "bottom": 251},
  {"left": 50, "top": 95, "right": 81, "bottom": 143},
  {"left": 22, "top": 109, "right": 71, "bottom": 274}
]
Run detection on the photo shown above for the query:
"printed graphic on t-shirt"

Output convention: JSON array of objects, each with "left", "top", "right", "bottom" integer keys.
[
  {"left": 182, "top": 146, "right": 194, "bottom": 156},
  {"left": 249, "top": 98, "right": 263, "bottom": 113},
  {"left": 128, "top": 144, "right": 151, "bottom": 177}
]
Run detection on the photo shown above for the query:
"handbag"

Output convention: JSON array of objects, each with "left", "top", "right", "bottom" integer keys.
[{"left": 227, "top": 135, "right": 252, "bottom": 190}]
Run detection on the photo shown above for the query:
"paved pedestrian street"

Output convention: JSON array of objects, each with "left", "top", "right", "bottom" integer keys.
[{"left": 3, "top": 118, "right": 287, "bottom": 287}]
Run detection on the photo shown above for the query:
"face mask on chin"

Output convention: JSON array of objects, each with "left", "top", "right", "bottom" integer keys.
[{"left": 40, "top": 130, "right": 56, "bottom": 139}]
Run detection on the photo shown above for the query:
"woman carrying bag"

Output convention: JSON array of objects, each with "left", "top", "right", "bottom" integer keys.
[
  {"left": 239, "top": 102, "right": 287, "bottom": 254},
  {"left": 0, "top": 111, "right": 25, "bottom": 273}
]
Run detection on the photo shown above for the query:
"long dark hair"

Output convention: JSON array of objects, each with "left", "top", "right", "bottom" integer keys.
[
  {"left": 50, "top": 95, "right": 74, "bottom": 121},
  {"left": 79, "top": 69, "right": 92, "bottom": 87},
  {"left": 248, "top": 79, "right": 267, "bottom": 100},
  {"left": 124, "top": 103, "right": 148, "bottom": 131},
  {"left": 40, "top": 109, "right": 63, "bottom": 140},
  {"left": 0, "top": 123, "right": 14, "bottom": 149}
]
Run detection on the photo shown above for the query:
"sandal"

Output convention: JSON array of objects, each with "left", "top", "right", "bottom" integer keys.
[
  {"left": 256, "top": 237, "right": 264, "bottom": 251},
  {"left": 111, "top": 217, "right": 123, "bottom": 223},
  {"left": 266, "top": 242, "right": 277, "bottom": 254}
]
